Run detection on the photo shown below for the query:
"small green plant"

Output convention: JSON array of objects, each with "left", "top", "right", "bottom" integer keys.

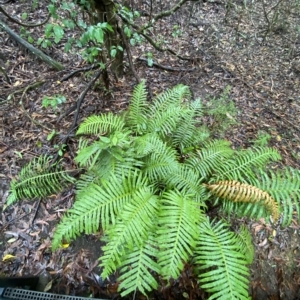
[
  {"left": 146, "top": 52, "right": 154, "bottom": 67},
  {"left": 42, "top": 95, "right": 66, "bottom": 109},
  {"left": 253, "top": 130, "right": 271, "bottom": 147},
  {"left": 20, "top": 27, "right": 34, "bottom": 44},
  {"left": 205, "top": 85, "right": 237, "bottom": 136},
  {"left": 7, "top": 82, "right": 300, "bottom": 299},
  {"left": 54, "top": 143, "right": 67, "bottom": 157},
  {"left": 172, "top": 25, "right": 182, "bottom": 38}
]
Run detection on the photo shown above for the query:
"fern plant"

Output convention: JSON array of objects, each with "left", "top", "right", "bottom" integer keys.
[{"left": 7, "top": 81, "right": 300, "bottom": 299}]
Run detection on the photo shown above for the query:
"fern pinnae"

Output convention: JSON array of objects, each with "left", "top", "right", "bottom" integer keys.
[
  {"left": 118, "top": 236, "right": 160, "bottom": 297},
  {"left": 236, "top": 225, "right": 254, "bottom": 265},
  {"left": 195, "top": 219, "right": 250, "bottom": 300},
  {"left": 214, "top": 147, "right": 281, "bottom": 181},
  {"left": 148, "top": 84, "right": 191, "bottom": 118},
  {"left": 165, "top": 165, "right": 206, "bottom": 203},
  {"left": 53, "top": 174, "right": 143, "bottom": 250},
  {"left": 186, "top": 140, "right": 234, "bottom": 178},
  {"left": 8, "top": 155, "right": 75, "bottom": 205},
  {"left": 157, "top": 190, "right": 202, "bottom": 279},
  {"left": 76, "top": 113, "right": 125, "bottom": 135},
  {"left": 101, "top": 190, "right": 158, "bottom": 279},
  {"left": 205, "top": 180, "right": 279, "bottom": 221},
  {"left": 250, "top": 168, "right": 300, "bottom": 226},
  {"left": 147, "top": 106, "right": 183, "bottom": 138},
  {"left": 126, "top": 79, "right": 148, "bottom": 133}
]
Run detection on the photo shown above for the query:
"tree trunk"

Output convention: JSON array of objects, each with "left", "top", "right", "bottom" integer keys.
[{"left": 93, "top": 0, "right": 124, "bottom": 79}]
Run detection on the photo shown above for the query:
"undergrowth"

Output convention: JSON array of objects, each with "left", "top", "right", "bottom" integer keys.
[{"left": 7, "top": 81, "right": 300, "bottom": 300}]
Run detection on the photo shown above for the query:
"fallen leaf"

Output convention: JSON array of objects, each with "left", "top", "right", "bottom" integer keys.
[
  {"left": 6, "top": 238, "right": 17, "bottom": 243},
  {"left": 2, "top": 254, "right": 16, "bottom": 261},
  {"left": 43, "top": 280, "right": 53, "bottom": 292}
]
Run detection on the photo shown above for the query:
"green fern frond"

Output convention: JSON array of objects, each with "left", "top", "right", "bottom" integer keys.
[
  {"left": 165, "top": 165, "right": 207, "bottom": 203},
  {"left": 147, "top": 106, "right": 183, "bottom": 138},
  {"left": 76, "top": 113, "right": 125, "bottom": 135},
  {"left": 118, "top": 236, "right": 160, "bottom": 297},
  {"left": 52, "top": 172, "right": 149, "bottom": 250},
  {"left": 189, "top": 98, "right": 203, "bottom": 117},
  {"left": 133, "top": 133, "right": 166, "bottom": 157},
  {"left": 236, "top": 225, "right": 254, "bottom": 264},
  {"left": 251, "top": 168, "right": 300, "bottom": 226},
  {"left": 75, "top": 130, "right": 133, "bottom": 169},
  {"left": 100, "top": 187, "right": 158, "bottom": 277},
  {"left": 7, "top": 155, "right": 75, "bottom": 205},
  {"left": 157, "top": 190, "right": 202, "bottom": 279},
  {"left": 170, "top": 99, "right": 203, "bottom": 150},
  {"left": 172, "top": 118, "right": 209, "bottom": 152},
  {"left": 214, "top": 147, "right": 281, "bottom": 181},
  {"left": 205, "top": 180, "right": 279, "bottom": 221},
  {"left": 109, "top": 187, "right": 158, "bottom": 249},
  {"left": 141, "top": 137, "right": 179, "bottom": 182},
  {"left": 148, "top": 84, "right": 191, "bottom": 117},
  {"left": 195, "top": 219, "right": 250, "bottom": 300},
  {"left": 126, "top": 79, "right": 148, "bottom": 133},
  {"left": 220, "top": 198, "right": 271, "bottom": 221},
  {"left": 186, "top": 140, "right": 234, "bottom": 178}
]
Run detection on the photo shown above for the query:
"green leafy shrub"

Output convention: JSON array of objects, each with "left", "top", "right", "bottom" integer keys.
[{"left": 7, "top": 82, "right": 300, "bottom": 299}]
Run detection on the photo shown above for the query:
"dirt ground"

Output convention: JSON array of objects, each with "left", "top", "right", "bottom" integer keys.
[{"left": 0, "top": 0, "right": 300, "bottom": 299}]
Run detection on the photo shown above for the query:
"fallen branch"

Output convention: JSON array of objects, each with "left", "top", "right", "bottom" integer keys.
[
  {"left": 0, "top": 18, "right": 63, "bottom": 71},
  {"left": 137, "top": 57, "right": 195, "bottom": 72},
  {"left": 57, "top": 68, "right": 103, "bottom": 125},
  {"left": 53, "top": 68, "right": 103, "bottom": 162}
]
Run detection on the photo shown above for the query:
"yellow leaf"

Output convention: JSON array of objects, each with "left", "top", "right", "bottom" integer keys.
[
  {"left": 43, "top": 280, "right": 53, "bottom": 292},
  {"left": 276, "top": 135, "right": 281, "bottom": 141},
  {"left": 2, "top": 254, "right": 16, "bottom": 261},
  {"left": 7, "top": 238, "right": 17, "bottom": 243}
]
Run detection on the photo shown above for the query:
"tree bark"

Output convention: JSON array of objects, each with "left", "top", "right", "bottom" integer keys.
[{"left": 93, "top": 0, "right": 124, "bottom": 78}]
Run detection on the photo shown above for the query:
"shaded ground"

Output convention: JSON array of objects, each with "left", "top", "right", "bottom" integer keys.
[{"left": 0, "top": 0, "right": 300, "bottom": 299}]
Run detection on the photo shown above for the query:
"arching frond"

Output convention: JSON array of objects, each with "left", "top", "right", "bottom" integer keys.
[
  {"left": 126, "top": 79, "right": 148, "bottom": 134},
  {"left": 205, "top": 180, "right": 279, "bottom": 221},
  {"left": 140, "top": 136, "right": 180, "bottom": 182},
  {"left": 195, "top": 219, "right": 250, "bottom": 300},
  {"left": 171, "top": 99, "right": 206, "bottom": 151},
  {"left": 52, "top": 172, "right": 149, "bottom": 250},
  {"left": 76, "top": 113, "right": 126, "bottom": 135},
  {"left": 250, "top": 168, "right": 300, "bottom": 226},
  {"left": 165, "top": 165, "right": 207, "bottom": 203},
  {"left": 236, "top": 225, "right": 254, "bottom": 264},
  {"left": 118, "top": 236, "right": 160, "bottom": 297},
  {"left": 100, "top": 189, "right": 158, "bottom": 278},
  {"left": 157, "top": 190, "right": 202, "bottom": 279},
  {"left": 7, "top": 155, "right": 75, "bottom": 205},
  {"left": 214, "top": 147, "right": 281, "bottom": 181},
  {"left": 147, "top": 106, "right": 183, "bottom": 138},
  {"left": 220, "top": 198, "right": 271, "bottom": 221},
  {"left": 148, "top": 84, "right": 191, "bottom": 117},
  {"left": 186, "top": 140, "right": 234, "bottom": 178}
]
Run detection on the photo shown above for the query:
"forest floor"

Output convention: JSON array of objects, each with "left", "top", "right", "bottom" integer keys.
[{"left": 0, "top": 0, "right": 300, "bottom": 299}]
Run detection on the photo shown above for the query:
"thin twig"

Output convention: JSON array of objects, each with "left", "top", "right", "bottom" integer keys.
[{"left": 137, "top": 57, "right": 195, "bottom": 72}]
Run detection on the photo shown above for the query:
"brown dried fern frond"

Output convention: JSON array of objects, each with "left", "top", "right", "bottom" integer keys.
[{"left": 205, "top": 180, "right": 279, "bottom": 221}]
